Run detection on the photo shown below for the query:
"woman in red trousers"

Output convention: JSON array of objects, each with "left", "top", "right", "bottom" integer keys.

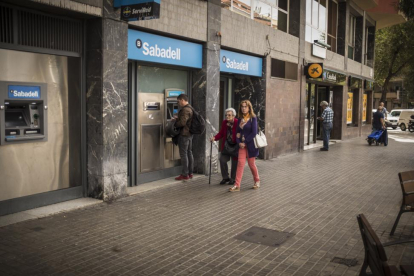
[{"left": 229, "top": 100, "right": 260, "bottom": 192}]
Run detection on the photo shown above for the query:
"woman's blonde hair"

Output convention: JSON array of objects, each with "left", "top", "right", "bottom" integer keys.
[{"left": 238, "top": 100, "right": 256, "bottom": 118}]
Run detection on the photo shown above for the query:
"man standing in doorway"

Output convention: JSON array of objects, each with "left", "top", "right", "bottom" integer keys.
[
  {"left": 174, "top": 94, "right": 194, "bottom": 181},
  {"left": 317, "top": 101, "right": 334, "bottom": 151}
]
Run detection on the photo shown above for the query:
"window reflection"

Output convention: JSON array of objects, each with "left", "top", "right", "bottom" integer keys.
[
  {"left": 233, "top": 0, "right": 252, "bottom": 18},
  {"left": 306, "top": 0, "right": 338, "bottom": 52},
  {"left": 254, "top": 1, "right": 271, "bottom": 26}
]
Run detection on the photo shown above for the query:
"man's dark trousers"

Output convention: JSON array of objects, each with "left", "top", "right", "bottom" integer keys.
[
  {"left": 322, "top": 122, "right": 333, "bottom": 149},
  {"left": 178, "top": 135, "right": 193, "bottom": 176}
]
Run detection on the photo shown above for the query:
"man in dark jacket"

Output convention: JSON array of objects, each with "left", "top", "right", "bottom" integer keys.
[
  {"left": 372, "top": 105, "right": 388, "bottom": 146},
  {"left": 174, "top": 94, "right": 193, "bottom": 180}
]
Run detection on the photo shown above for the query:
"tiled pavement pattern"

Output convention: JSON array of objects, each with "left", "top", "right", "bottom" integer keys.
[{"left": 1, "top": 132, "right": 414, "bottom": 276}]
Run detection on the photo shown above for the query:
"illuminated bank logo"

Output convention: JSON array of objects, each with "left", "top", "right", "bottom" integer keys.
[
  {"left": 123, "top": 6, "right": 132, "bottom": 18},
  {"left": 223, "top": 56, "right": 249, "bottom": 72},
  {"left": 307, "top": 63, "right": 323, "bottom": 78},
  {"left": 8, "top": 85, "right": 41, "bottom": 99},
  {"left": 137, "top": 39, "right": 181, "bottom": 60}
]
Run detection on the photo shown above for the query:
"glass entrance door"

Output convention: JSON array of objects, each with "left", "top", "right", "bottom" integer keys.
[
  {"left": 316, "top": 86, "right": 329, "bottom": 139},
  {"left": 306, "top": 83, "right": 316, "bottom": 145}
]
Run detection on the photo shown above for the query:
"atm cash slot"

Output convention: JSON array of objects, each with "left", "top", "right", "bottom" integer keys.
[
  {"left": 5, "top": 135, "right": 45, "bottom": 142},
  {"left": 143, "top": 102, "right": 160, "bottom": 111}
]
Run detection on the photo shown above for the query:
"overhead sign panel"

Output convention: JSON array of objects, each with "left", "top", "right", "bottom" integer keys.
[
  {"left": 115, "top": 0, "right": 161, "bottom": 21},
  {"left": 128, "top": 30, "right": 202, "bottom": 68},
  {"left": 220, "top": 50, "right": 263, "bottom": 77}
]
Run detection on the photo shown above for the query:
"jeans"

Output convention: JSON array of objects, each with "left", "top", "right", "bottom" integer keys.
[
  {"left": 178, "top": 135, "right": 193, "bottom": 176},
  {"left": 234, "top": 148, "right": 260, "bottom": 188},
  {"left": 322, "top": 122, "right": 333, "bottom": 149},
  {"left": 219, "top": 153, "right": 238, "bottom": 180}
]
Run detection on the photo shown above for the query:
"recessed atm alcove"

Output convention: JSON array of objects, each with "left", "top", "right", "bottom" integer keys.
[{"left": 0, "top": 81, "right": 48, "bottom": 145}]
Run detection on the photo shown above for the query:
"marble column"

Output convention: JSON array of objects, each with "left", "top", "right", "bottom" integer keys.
[
  {"left": 192, "top": 0, "right": 221, "bottom": 175},
  {"left": 85, "top": 0, "right": 128, "bottom": 201},
  {"left": 233, "top": 60, "right": 266, "bottom": 159}
]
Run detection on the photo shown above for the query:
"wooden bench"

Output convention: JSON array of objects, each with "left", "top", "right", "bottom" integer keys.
[
  {"left": 357, "top": 214, "right": 414, "bottom": 276},
  {"left": 390, "top": 171, "right": 414, "bottom": 236}
]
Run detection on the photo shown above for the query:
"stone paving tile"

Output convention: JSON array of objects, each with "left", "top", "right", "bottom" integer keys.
[{"left": 0, "top": 132, "right": 414, "bottom": 275}]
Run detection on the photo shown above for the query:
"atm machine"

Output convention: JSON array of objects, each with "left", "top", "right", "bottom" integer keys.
[
  {"left": 137, "top": 88, "right": 184, "bottom": 174},
  {"left": 0, "top": 81, "right": 47, "bottom": 145},
  {"left": 164, "top": 89, "right": 184, "bottom": 168}
]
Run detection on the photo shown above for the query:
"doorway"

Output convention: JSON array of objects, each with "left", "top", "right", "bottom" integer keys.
[{"left": 305, "top": 83, "right": 331, "bottom": 144}]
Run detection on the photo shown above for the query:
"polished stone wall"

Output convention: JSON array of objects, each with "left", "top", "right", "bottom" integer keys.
[
  {"left": 192, "top": 0, "right": 221, "bottom": 174},
  {"left": 86, "top": 1, "right": 128, "bottom": 201},
  {"left": 233, "top": 61, "right": 267, "bottom": 159}
]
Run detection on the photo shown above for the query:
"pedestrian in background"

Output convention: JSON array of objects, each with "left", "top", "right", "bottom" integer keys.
[
  {"left": 210, "top": 108, "right": 239, "bottom": 185},
  {"left": 174, "top": 94, "right": 194, "bottom": 181},
  {"left": 229, "top": 100, "right": 260, "bottom": 192},
  {"left": 380, "top": 101, "right": 388, "bottom": 120},
  {"left": 317, "top": 101, "right": 334, "bottom": 151},
  {"left": 372, "top": 105, "right": 388, "bottom": 146}
]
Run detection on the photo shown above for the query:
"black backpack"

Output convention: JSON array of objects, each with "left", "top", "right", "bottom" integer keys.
[{"left": 186, "top": 106, "right": 206, "bottom": 135}]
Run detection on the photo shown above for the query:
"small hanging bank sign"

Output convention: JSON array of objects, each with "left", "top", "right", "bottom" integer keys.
[
  {"left": 128, "top": 30, "right": 202, "bottom": 68},
  {"left": 220, "top": 50, "right": 263, "bottom": 77},
  {"left": 115, "top": 0, "right": 160, "bottom": 21}
]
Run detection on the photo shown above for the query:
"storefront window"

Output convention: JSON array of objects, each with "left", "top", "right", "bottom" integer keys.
[
  {"left": 362, "top": 93, "right": 367, "bottom": 123},
  {"left": 347, "top": 92, "right": 353, "bottom": 125},
  {"left": 222, "top": 0, "right": 289, "bottom": 33},
  {"left": 137, "top": 66, "right": 188, "bottom": 93}
]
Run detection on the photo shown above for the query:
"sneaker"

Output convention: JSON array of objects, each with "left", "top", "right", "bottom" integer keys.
[
  {"left": 189, "top": 174, "right": 193, "bottom": 179},
  {"left": 175, "top": 175, "right": 189, "bottom": 181},
  {"left": 220, "top": 178, "right": 230, "bottom": 185},
  {"left": 229, "top": 186, "right": 240, "bottom": 192}
]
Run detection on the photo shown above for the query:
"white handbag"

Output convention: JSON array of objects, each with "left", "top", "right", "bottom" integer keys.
[{"left": 254, "top": 129, "right": 267, "bottom": 148}]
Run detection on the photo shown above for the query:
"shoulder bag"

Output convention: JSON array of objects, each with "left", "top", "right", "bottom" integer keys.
[{"left": 254, "top": 127, "right": 267, "bottom": 148}]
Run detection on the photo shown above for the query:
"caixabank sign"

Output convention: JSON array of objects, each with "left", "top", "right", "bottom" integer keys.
[
  {"left": 115, "top": 0, "right": 160, "bottom": 21},
  {"left": 220, "top": 50, "right": 263, "bottom": 77},
  {"left": 128, "top": 30, "right": 202, "bottom": 68}
]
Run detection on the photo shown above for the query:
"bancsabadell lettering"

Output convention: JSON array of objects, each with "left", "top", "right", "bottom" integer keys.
[
  {"left": 226, "top": 59, "right": 249, "bottom": 71},
  {"left": 10, "top": 90, "right": 39, "bottom": 98},
  {"left": 142, "top": 42, "right": 181, "bottom": 60}
]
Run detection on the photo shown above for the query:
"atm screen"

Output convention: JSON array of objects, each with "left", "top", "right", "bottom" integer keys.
[{"left": 5, "top": 111, "right": 28, "bottom": 127}]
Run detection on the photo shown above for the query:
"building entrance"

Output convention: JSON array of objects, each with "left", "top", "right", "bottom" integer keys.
[{"left": 305, "top": 83, "right": 332, "bottom": 145}]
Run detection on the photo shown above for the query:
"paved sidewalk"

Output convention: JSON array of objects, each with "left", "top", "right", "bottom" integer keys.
[{"left": 1, "top": 133, "right": 414, "bottom": 276}]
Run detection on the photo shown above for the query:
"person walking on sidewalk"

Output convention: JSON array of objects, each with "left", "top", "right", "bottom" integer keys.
[
  {"left": 317, "top": 101, "right": 334, "bottom": 151},
  {"left": 210, "top": 108, "right": 239, "bottom": 185},
  {"left": 174, "top": 94, "right": 194, "bottom": 181},
  {"left": 372, "top": 105, "right": 388, "bottom": 146},
  {"left": 229, "top": 100, "right": 260, "bottom": 192}
]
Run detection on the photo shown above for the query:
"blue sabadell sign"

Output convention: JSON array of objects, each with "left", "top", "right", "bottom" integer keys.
[
  {"left": 220, "top": 50, "right": 263, "bottom": 77},
  {"left": 8, "top": 85, "right": 41, "bottom": 99},
  {"left": 128, "top": 30, "right": 202, "bottom": 68}
]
